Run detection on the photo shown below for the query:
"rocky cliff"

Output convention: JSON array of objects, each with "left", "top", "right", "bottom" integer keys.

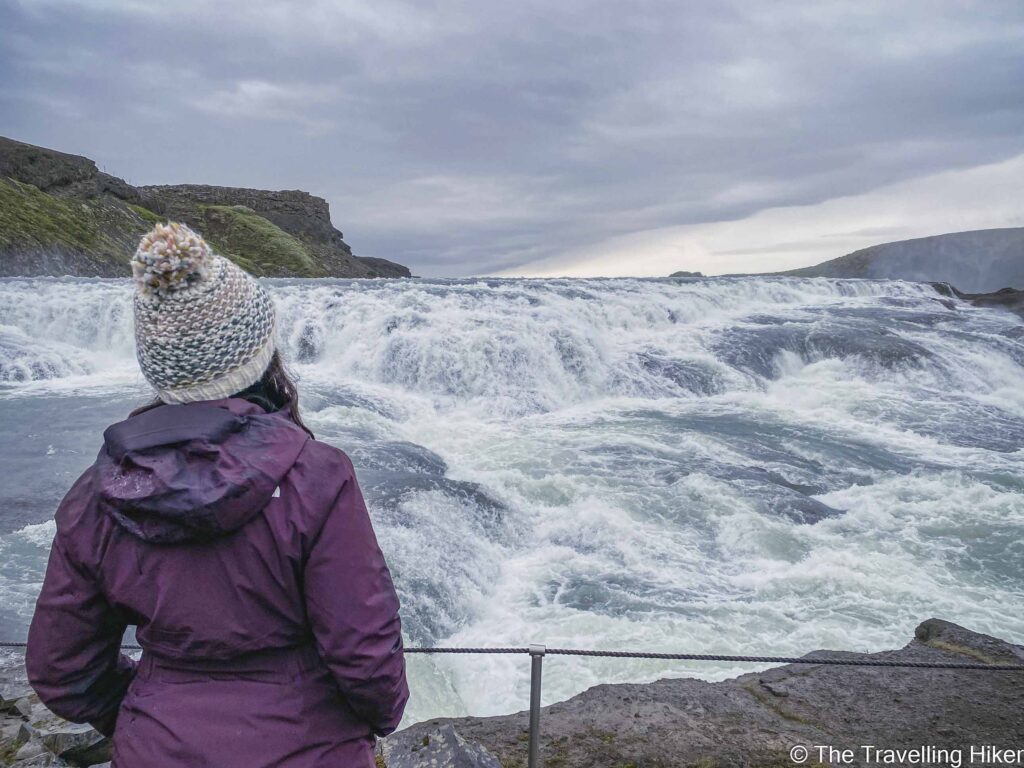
[
  {"left": 932, "top": 283, "right": 1024, "bottom": 319},
  {"left": 0, "top": 136, "right": 410, "bottom": 279},
  {"left": 781, "top": 228, "right": 1024, "bottom": 292}
]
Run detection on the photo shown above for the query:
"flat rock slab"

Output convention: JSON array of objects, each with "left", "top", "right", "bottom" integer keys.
[
  {"left": 0, "top": 681, "right": 34, "bottom": 713},
  {"left": 38, "top": 722, "right": 110, "bottom": 767},
  {"left": 388, "top": 618, "right": 1024, "bottom": 768},
  {"left": 381, "top": 724, "right": 502, "bottom": 768},
  {"left": 10, "top": 755, "right": 70, "bottom": 767}
]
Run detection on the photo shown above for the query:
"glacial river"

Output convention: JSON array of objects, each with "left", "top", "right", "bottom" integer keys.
[{"left": 1, "top": 276, "right": 1022, "bottom": 724}]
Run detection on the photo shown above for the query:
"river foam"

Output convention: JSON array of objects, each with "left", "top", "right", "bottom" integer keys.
[{"left": 1, "top": 275, "right": 1022, "bottom": 724}]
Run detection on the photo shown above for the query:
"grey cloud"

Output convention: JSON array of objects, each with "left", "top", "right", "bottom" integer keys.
[{"left": 1, "top": 0, "right": 1023, "bottom": 275}]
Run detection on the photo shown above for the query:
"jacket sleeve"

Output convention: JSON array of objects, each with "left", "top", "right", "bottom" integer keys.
[
  {"left": 26, "top": 533, "right": 136, "bottom": 737},
  {"left": 304, "top": 467, "right": 409, "bottom": 736}
]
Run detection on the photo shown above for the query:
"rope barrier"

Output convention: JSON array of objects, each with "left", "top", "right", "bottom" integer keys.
[
  {"left": 3, "top": 641, "right": 1023, "bottom": 670},
  {"left": 543, "top": 648, "right": 1024, "bottom": 670},
  {"left": 408, "top": 646, "right": 1024, "bottom": 670}
]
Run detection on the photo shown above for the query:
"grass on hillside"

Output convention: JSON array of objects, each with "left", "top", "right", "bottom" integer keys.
[
  {"left": 0, "top": 177, "right": 137, "bottom": 263},
  {"left": 0, "top": 177, "right": 330, "bottom": 278},
  {"left": 127, "top": 202, "right": 165, "bottom": 225},
  {"left": 199, "top": 205, "right": 327, "bottom": 277}
]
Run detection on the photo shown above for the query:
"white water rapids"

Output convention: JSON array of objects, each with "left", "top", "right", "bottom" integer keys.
[{"left": 1, "top": 275, "right": 1022, "bottom": 725}]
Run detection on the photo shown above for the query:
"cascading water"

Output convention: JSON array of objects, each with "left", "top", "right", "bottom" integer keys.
[{"left": 1, "top": 275, "right": 1022, "bottom": 725}]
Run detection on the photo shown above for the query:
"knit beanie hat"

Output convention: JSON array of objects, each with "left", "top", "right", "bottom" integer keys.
[{"left": 131, "top": 222, "right": 276, "bottom": 404}]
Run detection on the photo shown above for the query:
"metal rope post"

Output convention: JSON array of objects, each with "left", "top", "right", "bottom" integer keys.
[{"left": 528, "top": 644, "right": 545, "bottom": 768}]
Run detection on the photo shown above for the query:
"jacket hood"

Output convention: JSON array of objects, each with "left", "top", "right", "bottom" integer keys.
[{"left": 95, "top": 398, "right": 309, "bottom": 543}]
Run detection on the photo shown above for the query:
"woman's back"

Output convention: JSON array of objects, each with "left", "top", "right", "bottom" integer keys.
[{"left": 28, "top": 397, "right": 408, "bottom": 766}]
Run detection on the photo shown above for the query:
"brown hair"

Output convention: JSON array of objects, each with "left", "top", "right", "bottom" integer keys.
[{"left": 131, "top": 350, "right": 315, "bottom": 438}]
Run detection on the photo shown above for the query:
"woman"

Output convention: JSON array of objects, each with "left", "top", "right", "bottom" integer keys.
[{"left": 25, "top": 222, "right": 409, "bottom": 767}]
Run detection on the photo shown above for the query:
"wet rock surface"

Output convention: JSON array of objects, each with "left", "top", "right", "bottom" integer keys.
[
  {"left": 385, "top": 619, "right": 1024, "bottom": 768},
  {"left": 0, "top": 658, "right": 108, "bottom": 767},
  {"left": 381, "top": 724, "right": 502, "bottom": 768},
  {"left": 932, "top": 283, "right": 1024, "bottom": 320}
]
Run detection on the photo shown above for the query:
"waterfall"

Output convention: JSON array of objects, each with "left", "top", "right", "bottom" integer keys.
[{"left": 2, "top": 275, "right": 1022, "bottom": 724}]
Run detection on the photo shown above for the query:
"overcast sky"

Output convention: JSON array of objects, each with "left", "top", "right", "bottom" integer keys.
[{"left": 2, "top": 1, "right": 1023, "bottom": 277}]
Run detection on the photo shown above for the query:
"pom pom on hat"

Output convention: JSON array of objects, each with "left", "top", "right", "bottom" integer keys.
[{"left": 132, "top": 221, "right": 214, "bottom": 297}]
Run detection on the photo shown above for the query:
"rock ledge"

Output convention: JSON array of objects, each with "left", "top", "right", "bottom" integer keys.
[{"left": 383, "top": 619, "right": 1024, "bottom": 768}]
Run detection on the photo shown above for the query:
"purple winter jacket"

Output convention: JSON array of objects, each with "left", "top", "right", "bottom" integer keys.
[{"left": 25, "top": 397, "right": 409, "bottom": 768}]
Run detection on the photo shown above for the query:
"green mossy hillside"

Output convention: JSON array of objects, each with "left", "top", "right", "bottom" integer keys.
[
  {"left": 127, "top": 203, "right": 165, "bottom": 225},
  {"left": 198, "top": 205, "right": 328, "bottom": 278},
  {"left": 1, "top": 135, "right": 410, "bottom": 278},
  {"left": 0, "top": 177, "right": 145, "bottom": 264},
  {"left": 0, "top": 178, "right": 333, "bottom": 278}
]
